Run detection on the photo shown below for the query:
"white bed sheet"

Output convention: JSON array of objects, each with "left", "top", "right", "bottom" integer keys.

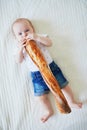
[{"left": 0, "top": 0, "right": 87, "bottom": 130}]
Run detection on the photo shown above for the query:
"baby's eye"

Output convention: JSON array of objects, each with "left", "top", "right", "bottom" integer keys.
[
  {"left": 19, "top": 32, "right": 22, "bottom": 35},
  {"left": 25, "top": 29, "right": 29, "bottom": 32}
]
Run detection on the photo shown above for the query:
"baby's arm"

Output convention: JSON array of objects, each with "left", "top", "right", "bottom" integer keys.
[
  {"left": 26, "top": 33, "right": 52, "bottom": 47},
  {"left": 15, "top": 47, "right": 24, "bottom": 63},
  {"left": 35, "top": 34, "right": 52, "bottom": 46}
]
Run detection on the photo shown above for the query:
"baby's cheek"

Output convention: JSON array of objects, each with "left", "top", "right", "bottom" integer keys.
[
  {"left": 18, "top": 37, "right": 24, "bottom": 42},
  {"left": 14, "top": 34, "right": 20, "bottom": 42}
]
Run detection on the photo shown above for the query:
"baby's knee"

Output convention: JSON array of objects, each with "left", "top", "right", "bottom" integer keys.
[{"left": 38, "top": 94, "right": 48, "bottom": 102}]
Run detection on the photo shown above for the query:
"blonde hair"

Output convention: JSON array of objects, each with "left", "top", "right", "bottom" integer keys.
[{"left": 12, "top": 18, "right": 35, "bottom": 34}]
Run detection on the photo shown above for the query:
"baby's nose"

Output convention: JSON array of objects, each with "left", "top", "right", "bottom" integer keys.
[{"left": 22, "top": 32, "right": 27, "bottom": 37}]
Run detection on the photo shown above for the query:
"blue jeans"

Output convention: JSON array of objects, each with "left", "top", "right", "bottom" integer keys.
[{"left": 31, "top": 61, "right": 69, "bottom": 96}]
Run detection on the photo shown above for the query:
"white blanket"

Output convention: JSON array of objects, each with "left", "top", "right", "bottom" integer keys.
[{"left": 0, "top": 0, "right": 87, "bottom": 130}]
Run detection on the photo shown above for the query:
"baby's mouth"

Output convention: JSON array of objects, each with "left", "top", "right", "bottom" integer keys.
[{"left": 23, "top": 41, "right": 26, "bottom": 44}]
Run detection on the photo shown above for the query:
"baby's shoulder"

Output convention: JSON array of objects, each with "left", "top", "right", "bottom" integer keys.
[{"left": 37, "top": 33, "right": 48, "bottom": 37}]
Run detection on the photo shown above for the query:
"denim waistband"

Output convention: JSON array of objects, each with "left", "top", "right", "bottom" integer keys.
[
  {"left": 31, "top": 61, "right": 54, "bottom": 74},
  {"left": 31, "top": 61, "right": 54, "bottom": 79},
  {"left": 31, "top": 71, "right": 40, "bottom": 76}
]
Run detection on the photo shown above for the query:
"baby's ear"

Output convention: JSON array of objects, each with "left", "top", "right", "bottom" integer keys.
[
  {"left": 13, "top": 34, "right": 16, "bottom": 38},
  {"left": 13, "top": 34, "right": 17, "bottom": 40}
]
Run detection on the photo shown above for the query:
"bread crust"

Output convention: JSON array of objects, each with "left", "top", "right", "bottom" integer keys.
[{"left": 25, "top": 40, "right": 71, "bottom": 113}]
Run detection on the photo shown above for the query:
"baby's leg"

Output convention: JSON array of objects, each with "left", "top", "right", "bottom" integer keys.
[
  {"left": 61, "top": 85, "right": 82, "bottom": 109},
  {"left": 37, "top": 94, "right": 54, "bottom": 123}
]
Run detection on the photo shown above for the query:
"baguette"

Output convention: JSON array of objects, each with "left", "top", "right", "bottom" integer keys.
[{"left": 25, "top": 40, "right": 71, "bottom": 113}]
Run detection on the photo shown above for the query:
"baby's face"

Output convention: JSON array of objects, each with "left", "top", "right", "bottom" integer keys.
[{"left": 13, "top": 20, "right": 34, "bottom": 43}]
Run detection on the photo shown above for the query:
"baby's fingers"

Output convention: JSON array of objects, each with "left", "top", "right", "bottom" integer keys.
[
  {"left": 22, "top": 39, "right": 27, "bottom": 44},
  {"left": 22, "top": 43, "right": 27, "bottom": 47}
]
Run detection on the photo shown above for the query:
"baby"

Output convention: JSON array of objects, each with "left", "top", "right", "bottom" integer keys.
[{"left": 12, "top": 18, "right": 82, "bottom": 123}]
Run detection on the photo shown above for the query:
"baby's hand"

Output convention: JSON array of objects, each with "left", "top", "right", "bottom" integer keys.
[
  {"left": 20, "top": 39, "right": 27, "bottom": 45},
  {"left": 26, "top": 33, "right": 37, "bottom": 41},
  {"left": 18, "top": 41, "right": 27, "bottom": 52}
]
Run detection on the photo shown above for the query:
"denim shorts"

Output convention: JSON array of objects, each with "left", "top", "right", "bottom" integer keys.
[{"left": 31, "top": 61, "right": 69, "bottom": 96}]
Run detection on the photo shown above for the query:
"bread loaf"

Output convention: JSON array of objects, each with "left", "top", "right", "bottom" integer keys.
[{"left": 25, "top": 40, "right": 71, "bottom": 113}]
